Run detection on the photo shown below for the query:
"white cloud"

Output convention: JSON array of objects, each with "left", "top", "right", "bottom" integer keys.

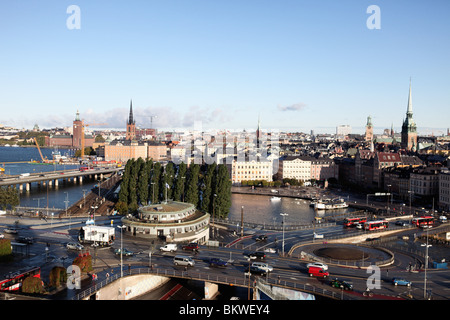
[{"left": 277, "top": 102, "right": 307, "bottom": 112}]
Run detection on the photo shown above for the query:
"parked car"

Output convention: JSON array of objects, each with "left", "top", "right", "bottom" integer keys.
[
  {"left": 4, "top": 228, "right": 18, "bottom": 234},
  {"left": 209, "top": 258, "right": 228, "bottom": 268},
  {"left": 114, "top": 248, "right": 134, "bottom": 256},
  {"left": 392, "top": 278, "right": 411, "bottom": 286},
  {"left": 66, "top": 242, "right": 84, "bottom": 250},
  {"left": 306, "top": 262, "right": 328, "bottom": 271},
  {"left": 182, "top": 243, "right": 199, "bottom": 252},
  {"left": 330, "top": 279, "right": 353, "bottom": 290}
]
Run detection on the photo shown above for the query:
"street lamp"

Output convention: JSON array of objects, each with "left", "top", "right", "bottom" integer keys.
[
  {"left": 117, "top": 225, "right": 126, "bottom": 279},
  {"left": 280, "top": 213, "right": 288, "bottom": 256},
  {"left": 91, "top": 205, "right": 98, "bottom": 223},
  {"left": 421, "top": 227, "right": 432, "bottom": 299}
]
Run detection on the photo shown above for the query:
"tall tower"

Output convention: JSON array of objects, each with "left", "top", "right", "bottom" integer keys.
[
  {"left": 256, "top": 115, "right": 261, "bottom": 149},
  {"left": 126, "top": 100, "right": 136, "bottom": 141},
  {"left": 365, "top": 115, "right": 373, "bottom": 142},
  {"left": 73, "top": 110, "right": 83, "bottom": 148},
  {"left": 401, "top": 79, "right": 418, "bottom": 151}
]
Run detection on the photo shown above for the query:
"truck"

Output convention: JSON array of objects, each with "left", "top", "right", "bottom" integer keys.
[
  {"left": 78, "top": 225, "right": 115, "bottom": 246},
  {"left": 160, "top": 243, "right": 177, "bottom": 252},
  {"left": 308, "top": 266, "right": 329, "bottom": 278}
]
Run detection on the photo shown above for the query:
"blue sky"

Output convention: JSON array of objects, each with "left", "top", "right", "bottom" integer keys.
[{"left": 0, "top": 0, "right": 449, "bottom": 134}]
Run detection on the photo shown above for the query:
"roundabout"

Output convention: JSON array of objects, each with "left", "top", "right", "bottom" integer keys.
[{"left": 299, "top": 243, "right": 395, "bottom": 268}]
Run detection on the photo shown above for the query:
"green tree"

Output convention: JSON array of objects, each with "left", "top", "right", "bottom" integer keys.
[
  {"left": 0, "top": 186, "right": 19, "bottom": 210},
  {"left": 150, "top": 162, "right": 162, "bottom": 203},
  {"left": 212, "top": 164, "right": 231, "bottom": 218},
  {"left": 200, "top": 163, "right": 216, "bottom": 213},
  {"left": 185, "top": 163, "right": 200, "bottom": 207},
  {"left": 173, "top": 162, "right": 187, "bottom": 202}
]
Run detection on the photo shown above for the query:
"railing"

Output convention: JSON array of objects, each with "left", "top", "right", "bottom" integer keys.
[{"left": 215, "top": 217, "right": 336, "bottom": 231}]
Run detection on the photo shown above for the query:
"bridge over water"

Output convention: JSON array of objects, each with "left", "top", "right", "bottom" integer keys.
[{"left": 0, "top": 167, "right": 123, "bottom": 191}]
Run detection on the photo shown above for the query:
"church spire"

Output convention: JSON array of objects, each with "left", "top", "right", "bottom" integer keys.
[
  {"left": 407, "top": 77, "right": 413, "bottom": 115},
  {"left": 128, "top": 99, "right": 135, "bottom": 125}
]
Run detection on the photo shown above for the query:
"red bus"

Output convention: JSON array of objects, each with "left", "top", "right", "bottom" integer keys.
[
  {"left": 0, "top": 267, "right": 41, "bottom": 292},
  {"left": 364, "top": 220, "right": 389, "bottom": 231},
  {"left": 343, "top": 216, "right": 367, "bottom": 227},
  {"left": 412, "top": 216, "right": 434, "bottom": 228}
]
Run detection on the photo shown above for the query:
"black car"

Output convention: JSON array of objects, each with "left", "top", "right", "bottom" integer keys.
[
  {"left": 330, "top": 279, "right": 353, "bottom": 290},
  {"left": 17, "top": 236, "right": 34, "bottom": 244},
  {"left": 244, "top": 251, "right": 266, "bottom": 260},
  {"left": 247, "top": 266, "right": 267, "bottom": 276},
  {"left": 255, "top": 235, "right": 268, "bottom": 242}
]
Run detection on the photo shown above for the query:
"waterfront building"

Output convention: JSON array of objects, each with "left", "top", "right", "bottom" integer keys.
[
  {"left": 280, "top": 156, "right": 312, "bottom": 182},
  {"left": 121, "top": 201, "right": 210, "bottom": 243},
  {"left": 231, "top": 157, "right": 273, "bottom": 184},
  {"left": 104, "top": 140, "right": 147, "bottom": 162},
  {"left": 45, "top": 111, "right": 94, "bottom": 148},
  {"left": 401, "top": 80, "right": 418, "bottom": 151}
]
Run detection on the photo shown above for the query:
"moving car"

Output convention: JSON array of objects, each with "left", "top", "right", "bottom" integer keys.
[
  {"left": 209, "top": 258, "right": 228, "bottom": 268},
  {"left": 306, "top": 262, "right": 328, "bottom": 271},
  {"left": 66, "top": 242, "right": 84, "bottom": 250},
  {"left": 392, "top": 278, "right": 411, "bottom": 286},
  {"left": 255, "top": 235, "right": 268, "bottom": 241},
  {"left": 308, "top": 266, "right": 329, "bottom": 278},
  {"left": 160, "top": 244, "right": 177, "bottom": 252},
  {"left": 173, "top": 255, "right": 195, "bottom": 267},
  {"left": 251, "top": 262, "right": 273, "bottom": 273},
  {"left": 246, "top": 265, "right": 268, "bottom": 276},
  {"left": 17, "top": 236, "right": 34, "bottom": 244},
  {"left": 244, "top": 252, "right": 266, "bottom": 260},
  {"left": 114, "top": 248, "right": 134, "bottom": 256},
  {"left": 182, "top": 243, "right": 199, "bottom": 252}
]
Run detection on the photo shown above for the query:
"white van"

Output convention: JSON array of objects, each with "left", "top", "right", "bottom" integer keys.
[
  {"left": 160, "top": 244, "right": 177, "bottom": 252},
  {"left": 173, "top": 255, "right": 195, "bottom": 267},
  {"left": 251, "top": 262, "right": 273, "bottom": 272}
]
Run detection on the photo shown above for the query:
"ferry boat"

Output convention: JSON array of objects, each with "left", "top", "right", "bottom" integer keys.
[
  {"left": 270, "top": 196, "right": 281, "bottom": 201},
  {"left": 314, "top": 198, "right": 348, "bottom": 210}
]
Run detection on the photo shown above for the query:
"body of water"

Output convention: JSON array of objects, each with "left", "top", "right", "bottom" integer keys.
[
  {"left": 1, "top": 146, "right": 355, "bottom": 223},
  {"left": 0, "top": 146, "right": 96, "bottom": 209}
]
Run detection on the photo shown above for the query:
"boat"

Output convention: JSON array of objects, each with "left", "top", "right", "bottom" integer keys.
[
  {"left": 314, "top": 198, "right": 348, "bottom": 210},
  {"left": 270, "top": 196, "right": 281, "bottom": 201}
]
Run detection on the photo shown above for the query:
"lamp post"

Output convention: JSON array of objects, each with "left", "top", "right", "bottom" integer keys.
[
  {"left": 91, "top": 205, "right": 98, "bottom": 223},
  {"left": 280, "top": 213, "right": 288, "bottom": 256},
  {"left": 421, "top": 227, "right": 432, "bottom": 299}
]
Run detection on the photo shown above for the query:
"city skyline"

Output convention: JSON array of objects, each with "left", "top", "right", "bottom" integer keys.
[{"left": 1, "top": 1, "right": 449, "bottom": 134}]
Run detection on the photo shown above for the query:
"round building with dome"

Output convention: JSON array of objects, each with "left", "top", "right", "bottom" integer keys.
[{"left": 121, "top": 201, "right": 210, "bottom": 244}]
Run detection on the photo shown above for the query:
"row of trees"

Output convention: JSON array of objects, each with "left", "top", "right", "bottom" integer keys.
[{"left": 116, "top": 159, "right": 232, "bottom": 219}]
